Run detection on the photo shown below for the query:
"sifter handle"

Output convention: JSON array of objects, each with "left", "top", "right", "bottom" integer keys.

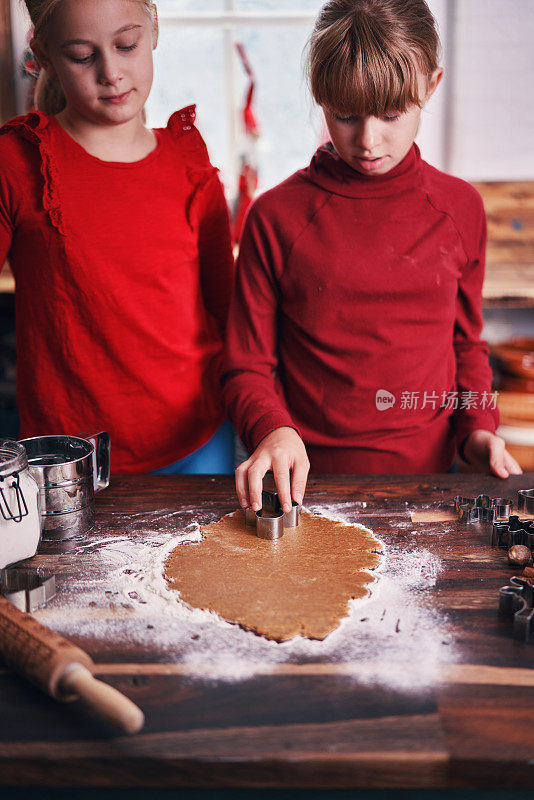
[{"left": 77, "top": 431, "right": 111, "bottom": 492}]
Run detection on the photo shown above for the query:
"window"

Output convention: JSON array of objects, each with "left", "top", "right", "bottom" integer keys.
[
  {"left": 9, "top": 1, "right": 534, "bottom": 185},
  {"left": 148, "top": 1, "right": 324, "bottom": 198}
]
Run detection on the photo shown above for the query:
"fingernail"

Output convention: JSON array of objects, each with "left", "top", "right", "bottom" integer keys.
[
  {"left": 252, "top": 502, "right": 260, "bottom": 512},
  {"left": 294, "top": 494, "right": 303, "bottom": 505},
  {"left": 283, "top": 503, "right": 291, "bottom": 513},
  {"left": 240, "top": 499, "right": 248, "bottom": 508}
]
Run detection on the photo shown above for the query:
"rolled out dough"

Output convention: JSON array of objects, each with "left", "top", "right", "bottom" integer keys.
[
  {"left": 165, "top": 509, "right": 383, "bottom": 642},
  {"left": 410, "top": 509, "right": 458, "bottom": 523}
]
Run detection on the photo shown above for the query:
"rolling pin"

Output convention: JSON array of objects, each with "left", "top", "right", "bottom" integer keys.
[{"left": 0, "top": 596, "right": 144, "bottom": 734}]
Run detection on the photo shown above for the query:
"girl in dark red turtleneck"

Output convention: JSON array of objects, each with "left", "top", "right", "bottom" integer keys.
[{"left": 223, "top": 0, "right": 521, "bottom": 513}]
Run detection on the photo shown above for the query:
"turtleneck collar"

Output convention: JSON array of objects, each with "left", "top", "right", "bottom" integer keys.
[{"left": 306, "top": 141, "right": 422, "bottom": 199}]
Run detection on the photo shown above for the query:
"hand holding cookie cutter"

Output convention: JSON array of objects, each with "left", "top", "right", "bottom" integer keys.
[{"left": 245, "top": 490, "right": 301, "bottom": 540}]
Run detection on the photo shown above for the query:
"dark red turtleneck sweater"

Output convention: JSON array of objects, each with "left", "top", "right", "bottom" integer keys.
[{"left": 222, "top": 142, "right": 498, "bottom": 474}]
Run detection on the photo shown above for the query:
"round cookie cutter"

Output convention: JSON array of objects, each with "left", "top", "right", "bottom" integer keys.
[
  {"left": 245, "top": 493, "right": 301, "bottom": 539},
  {"left": 255, "top": 509, "right": 284, "bottom": 540}
]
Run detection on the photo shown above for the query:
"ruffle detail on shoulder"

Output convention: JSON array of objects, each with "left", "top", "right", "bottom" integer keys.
[
  {"left": 0, "top": 111, "right": 66, "bottom": 235},
  {"left": 167, "top": 105, "right": 198, "bottom": 138},
  {"left": 166, "top": 105, "right": 220, "bottom": 195},
  {"left": 167, "top": 105, "right": 213, "bottom": 177}
]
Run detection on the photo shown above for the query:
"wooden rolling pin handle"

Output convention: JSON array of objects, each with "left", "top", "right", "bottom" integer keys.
[
  {"left": 0, "top": 596, "right": 144, "bottom": 734},
  {"left": 60, "top": 664, "right": 145, "bottom": 735}
]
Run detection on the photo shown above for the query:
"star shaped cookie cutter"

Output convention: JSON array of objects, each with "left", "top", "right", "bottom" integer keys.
[{"left": 245, "top": 490, "right": 301, "bottom": 540}]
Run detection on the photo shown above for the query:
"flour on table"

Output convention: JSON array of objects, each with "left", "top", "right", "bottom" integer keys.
[{"left": 34, "top": 503, "right": 457, "bottom": 691}]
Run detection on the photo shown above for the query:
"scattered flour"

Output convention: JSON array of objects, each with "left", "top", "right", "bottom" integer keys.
[{"left": 35, "top": 504, "right": 457, "bottom": 692}]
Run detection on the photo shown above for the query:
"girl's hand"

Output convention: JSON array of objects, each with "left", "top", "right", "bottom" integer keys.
[
  {"left": 235, "top": 427, "right": 310, "bottom": 514},
  {"left": 463, "top": 430, "right": 522, "bottom": 478}
]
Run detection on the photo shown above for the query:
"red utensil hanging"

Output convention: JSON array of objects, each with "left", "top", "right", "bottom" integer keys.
[{"left": 233, "top": 42, "right": 260, "bottom": 243}]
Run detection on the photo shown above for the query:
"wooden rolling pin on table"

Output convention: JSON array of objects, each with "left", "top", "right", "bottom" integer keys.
[
  {"left": 1, "top": 473, "right": 534, "bottom": 790},
  {"left": 0, "top": 596, "right": 144, "bottom": 734}
]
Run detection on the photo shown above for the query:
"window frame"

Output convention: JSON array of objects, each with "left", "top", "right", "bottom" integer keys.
[
  {"left": 0, "top": 0, "right": 16, "bottom": 124},
  {"left": 157, "top": 1, "right": 317, "bottom": 194}
]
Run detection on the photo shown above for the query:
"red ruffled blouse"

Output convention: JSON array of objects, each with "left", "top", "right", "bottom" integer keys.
[{"left": 0, "top": 107, "right": 234, "bottom": 473}]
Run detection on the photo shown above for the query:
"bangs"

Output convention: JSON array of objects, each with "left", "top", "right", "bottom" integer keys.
[
  {"left": 313, "top": 51, "right": 423, "bottom": 118},
  {"left": 308, "top": 10, "right": 427, "bottom": 117}
]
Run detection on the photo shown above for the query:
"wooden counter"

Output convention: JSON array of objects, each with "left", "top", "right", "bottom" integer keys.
[{"left": 1, "top": 473, "right": 534, "bottom": 789}]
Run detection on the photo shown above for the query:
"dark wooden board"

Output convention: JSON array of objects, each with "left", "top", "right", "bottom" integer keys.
[{"left": 1, "top": 473, "right": 534, "bottom": 789}]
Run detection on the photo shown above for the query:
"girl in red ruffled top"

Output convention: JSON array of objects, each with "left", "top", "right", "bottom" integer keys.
[
  {"left": 223, "top": 0, "right": 521, "bottom": 514},
  {"left": 0, "top": 0, "right": 234, "bottom": 474}
]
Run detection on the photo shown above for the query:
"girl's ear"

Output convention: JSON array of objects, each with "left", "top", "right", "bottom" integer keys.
[
  {"left": 425, "top": 67, "right": 444, "bottom": 102},
  {"left": 31, "top": 40, "right": 56, "bottom": 79},
  {"left": 151, "top": 3, "right": 159, "bottom": 49}
]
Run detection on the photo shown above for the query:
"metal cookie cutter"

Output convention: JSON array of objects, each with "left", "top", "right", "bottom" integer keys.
[
  {"left": 499, "top": 576, "right": 534, "bottom": 642},
  {"left": 245, "top": 490, "right": 301, "bottom": 540},
  {"left": 518, "top": 489, "right": 534, "bottom": 516},
  {"left": 0, "top": 568, "right": 55, "bottom": 612},
  {"left": 454, "top": 494, "right": 513, "bottom": 525},
  {"left": 492, "top": 516, "right": 534, "bottom": 550}
]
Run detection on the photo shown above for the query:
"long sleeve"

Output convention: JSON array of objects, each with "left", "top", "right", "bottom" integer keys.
[
  {"left": 0, "top": 156, "right": 15, "bottom": 269},
  {"left": 453, "top": 196, "right": 499, "bottom": 447},
  {"left": 0, "top": 109, "right": 235, "bottom": 473},
  {"left": 222, "top": 203, "right": 296, "bottom": 452},
  {"left": 196, "top": 173, "right": 235, "bottom": 337}
]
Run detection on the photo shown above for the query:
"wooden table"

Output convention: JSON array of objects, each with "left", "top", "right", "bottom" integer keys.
[{"left": 1, "top": 473, "right": 534, "bottom": 790}]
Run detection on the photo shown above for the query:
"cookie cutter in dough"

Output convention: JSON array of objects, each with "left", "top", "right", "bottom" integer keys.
[
  {"left": 245, "top": 490, "right": 301, "bottom": 540},
  {"left": 0, "top": 567, "right": 55, "bottom": 612},
  {"left": 492, "top": 516, "right": 534, "bottom": 551},
  {"left": 518, "top": 489, "right": 534, "bottom": 516},
  {"left": 454, "top": 494, "right": 513, "bottom": 525},
  {"left": 499, "top": 576, "right": 534, "bottom": 642}
]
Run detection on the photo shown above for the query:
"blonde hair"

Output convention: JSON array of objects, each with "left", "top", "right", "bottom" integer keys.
[
  {"left": 307, "top": 0, "right": 441, "bottom": 117},
  {"left": 25, "top": 0, "right": 156, "bottom": 115}
]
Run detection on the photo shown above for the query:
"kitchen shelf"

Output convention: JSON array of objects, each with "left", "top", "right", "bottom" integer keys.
[
  {"left": 483, "top": 262, "right": 534, "bottom": 307},
  {"left": 476, "top": 180, "right": 534, "bottom": 308}
]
